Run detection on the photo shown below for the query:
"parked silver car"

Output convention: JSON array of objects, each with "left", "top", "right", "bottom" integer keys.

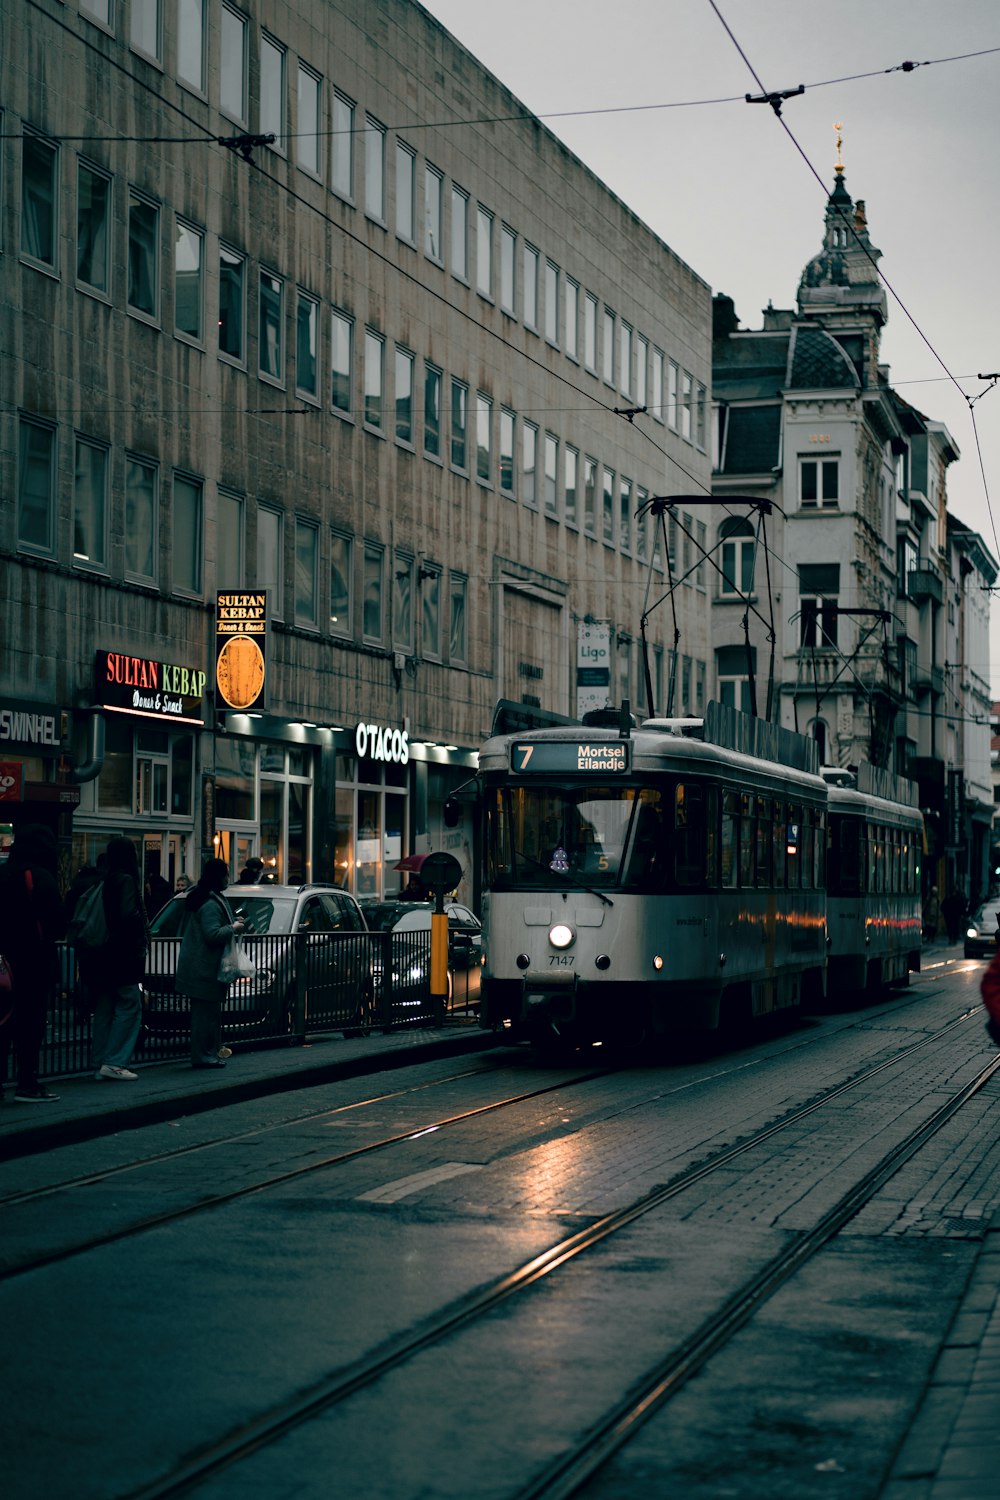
[{"left": 145, "top": 883, "right": 372, "bottom": 1036}]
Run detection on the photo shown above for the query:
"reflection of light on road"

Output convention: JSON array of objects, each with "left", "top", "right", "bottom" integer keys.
[
  {"left": 504, "top": 1132, "right": 588, "bottom": 1209},
  {"left": 408, "top": 1125, "right": 440, "bottom": 1139}
]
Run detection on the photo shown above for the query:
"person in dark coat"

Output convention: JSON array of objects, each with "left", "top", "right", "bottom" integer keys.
[
  {"left": 85, "top": 836, "right": 148, "bottom": 1081},
  {"left": 0, "top": 823, "right": 65, "bottom": 1102},
  {"left": 238, "top": 857, "right": 265, "bottom": 885},
  {"left": 144, "top": 861, "right": 172, "bottom": 919},
  {"left": 176, "top": 857, "right": 244, "bottom": 1069},
  {"left": 941, "top": 888, "right": 967, "bottom": 945}
]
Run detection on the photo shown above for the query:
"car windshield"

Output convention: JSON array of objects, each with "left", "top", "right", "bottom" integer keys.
[
  {"left": 149, "top": 897, "right": 190, "bottom": 937},
  {"left": 229, "top": 896, "right": 296, "bottom": 934},
  {"left": 362, "top": 903, "right": 412, "bottom": 932}
]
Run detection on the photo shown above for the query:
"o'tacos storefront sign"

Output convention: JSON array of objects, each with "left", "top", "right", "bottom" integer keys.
[{"left": 95, "top": 651, "right": 207, "bottom": 725}]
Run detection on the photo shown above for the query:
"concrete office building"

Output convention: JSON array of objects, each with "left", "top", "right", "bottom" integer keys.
[{"left": 1, "top": 0, "right": 713, "bottom": 898}]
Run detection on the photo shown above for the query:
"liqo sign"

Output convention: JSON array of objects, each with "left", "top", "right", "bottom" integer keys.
[{"left": 355, "top": 722, "right": 409, "bottom": 765}]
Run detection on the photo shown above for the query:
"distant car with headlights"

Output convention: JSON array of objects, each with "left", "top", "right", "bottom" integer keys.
[
  {"left": 359, "top": 899, "right": 482, "bottom": 1006},
  {"left": 964, "top": 900, "right": 1000, "bottom": 960},
  {"left": 145, "top": 883, "right": 372, "bottom": 1036}
]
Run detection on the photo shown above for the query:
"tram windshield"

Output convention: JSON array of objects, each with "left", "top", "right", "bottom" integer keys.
[{"left": 486, "top": 783, "right": 672, "bottom": 891}]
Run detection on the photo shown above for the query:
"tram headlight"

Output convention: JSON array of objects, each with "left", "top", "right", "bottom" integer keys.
[
  {"left": 549, "top": 923, "right": 575, "bottom": 949},
  {"left": 652, "top": 954, "right": 664, "bottom": 971}
]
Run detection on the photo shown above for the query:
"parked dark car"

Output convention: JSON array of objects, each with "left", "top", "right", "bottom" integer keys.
[
  {"left": 963, "top": 900, "right": 1000, "bottom": 960},
  {"left": 360, "top": 899, "right": 482, "bottom": 1007},
  {"left": 145, "top": 883, "right": 372, "bottom": 1037}
]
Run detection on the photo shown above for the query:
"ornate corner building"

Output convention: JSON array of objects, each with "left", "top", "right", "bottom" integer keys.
[{"left": 712, "top": 163, "right": 996, "bottom": 905}]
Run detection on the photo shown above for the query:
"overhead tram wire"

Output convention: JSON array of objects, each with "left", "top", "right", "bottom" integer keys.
[{"left": 706, "top": 0, "right": 1000, "bottom": 558}]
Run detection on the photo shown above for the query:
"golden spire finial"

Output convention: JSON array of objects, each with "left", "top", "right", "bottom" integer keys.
[{"left": 834, "top": 121, "right": 844, "bottom": 174}]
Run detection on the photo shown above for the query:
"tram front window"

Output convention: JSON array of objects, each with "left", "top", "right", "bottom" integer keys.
[{"left": 488, "top": 785, "right": 665, "bottom": 889}]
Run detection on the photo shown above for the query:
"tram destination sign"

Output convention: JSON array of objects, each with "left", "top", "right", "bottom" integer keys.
[{"left": 511, "top": 740, "right": 629, "bottom": 774}]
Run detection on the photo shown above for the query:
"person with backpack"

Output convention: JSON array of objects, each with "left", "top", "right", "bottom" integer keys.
[
  {"left": 0, "top": 824, "right": 66, "bottom": 1103},
  {"left": 83, "top": 837, "right": 148, "bottom": 1082},
  {"left": 175, "top": 857, "right": 245, "bottom": 1069}
]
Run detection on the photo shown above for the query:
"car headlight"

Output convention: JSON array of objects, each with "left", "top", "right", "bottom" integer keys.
[{"left": 966, "top": 926, "right": 979, "bottom": 940}]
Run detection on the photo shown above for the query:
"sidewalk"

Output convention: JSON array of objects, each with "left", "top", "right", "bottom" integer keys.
[
  {"left": 880, "top": 1214, "right": 1000, "bottom": 1500},
  {"left": 0, "top": 1018, "right": 501, "bottom": 1160}
]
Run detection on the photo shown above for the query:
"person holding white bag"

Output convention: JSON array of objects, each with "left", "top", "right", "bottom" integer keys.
[{"left": 175, "top": 858, "right": 244, "bottom": 1069}]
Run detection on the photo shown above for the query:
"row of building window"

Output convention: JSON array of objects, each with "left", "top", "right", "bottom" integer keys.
[
  {"left": 63, "top": 3, "right": 710, "bottom": 438},
  {"left": 14, "top": 415, "right": 470, "bottom": 661}
]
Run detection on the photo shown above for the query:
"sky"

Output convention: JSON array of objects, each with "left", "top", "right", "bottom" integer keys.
[{"left": 420, "top": 0, "right": 1000, "bottom": 693}]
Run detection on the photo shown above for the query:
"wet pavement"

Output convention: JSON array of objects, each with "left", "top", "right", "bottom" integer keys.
[{"left": 2, "top": 978, "right": 998, "bottom": 1499}]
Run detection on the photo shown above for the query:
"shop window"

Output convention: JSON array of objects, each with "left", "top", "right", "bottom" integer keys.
[
  {"left": 171, "top": 735, "right": 193, "bottom": 815},
  {"left": 215, "top": 737, "right": 256, "bottom": 821},
  {"left": 97, "top": 718, "right": 134, "bottom": 812}
]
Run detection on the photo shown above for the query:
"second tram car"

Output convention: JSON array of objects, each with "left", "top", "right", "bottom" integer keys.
[
  {"left": 822, "top": 762, "right": 922, "bottom": 994},
  {"left": 472, "top": 702, "right": 923, "bottom": 1050}
]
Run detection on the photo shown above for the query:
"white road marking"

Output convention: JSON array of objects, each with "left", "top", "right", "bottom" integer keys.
[{"left": 357, "top": 1162, "right": 484, "bottom": 1203}]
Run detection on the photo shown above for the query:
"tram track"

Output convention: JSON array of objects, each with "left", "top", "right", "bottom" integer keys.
[
  {"left": 1, "top": 997, "right": 977, "bottom": 1284},
  {"left": 119, "top": 1006, "right": 995, "bottom": 1500}
]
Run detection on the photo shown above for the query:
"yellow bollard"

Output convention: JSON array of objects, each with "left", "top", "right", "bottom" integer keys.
[{"left": 430, "top": 910, "right": 449, "bottom": 1002}]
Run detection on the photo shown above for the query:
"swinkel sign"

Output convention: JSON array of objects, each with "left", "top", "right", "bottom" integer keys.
[
  {"left": 215, "top": 591, "right": 268, "bottom": 713},
  {"left": 95, "top": 651, "right": 207, "bottom": 726}
]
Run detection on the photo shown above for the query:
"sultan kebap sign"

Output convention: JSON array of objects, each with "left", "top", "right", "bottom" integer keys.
[
  {"left": 215, "top": 590, "right": 269, "bottom": 714},
  {"left": 511, "top": 740, "right": 629, "bottom": 774},
  {"left": 95, "top": 652, "right": 207, "bottom": 726}
]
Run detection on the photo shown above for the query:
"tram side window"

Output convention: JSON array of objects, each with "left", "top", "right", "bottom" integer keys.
[
  {"left": 772, "top": 800, "right": 786, "bottom": 888},
  {"left": 739, "top": 792, "right": 755, "bottom": 887},
  {"left": 755, "top": 794, "right": 771, "bottom": 887},
  {"left": 787, "top": 805, "right": 802, "bottom": 888},
  {"left": 674, "top": 782, "right": 705, "bottom": 886},
  {"left": 705, "top": 785, "right": 719, "bottom": 887},
  {"left": 832, "top": 817, "right": 861, "bottom": 894},
  {"left": 721, "top": 791, "right": 738, "bottom": 889}
]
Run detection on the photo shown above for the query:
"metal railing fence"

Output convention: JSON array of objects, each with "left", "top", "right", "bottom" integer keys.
[{"left": 4, "top": 930, "right": 480, "bottom": 1083}]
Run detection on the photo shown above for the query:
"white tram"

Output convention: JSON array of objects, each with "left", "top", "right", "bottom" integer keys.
[
  {"left": 477, "top": 702, "right": 830, "bottom": 1048},
  {"left": 822, "top": 763, "right": 922, "bottom": 994}
]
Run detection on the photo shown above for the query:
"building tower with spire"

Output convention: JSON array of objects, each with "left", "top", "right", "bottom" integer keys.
[{"left": 712, "top": 138, "right": 995, "bottom": 902}]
